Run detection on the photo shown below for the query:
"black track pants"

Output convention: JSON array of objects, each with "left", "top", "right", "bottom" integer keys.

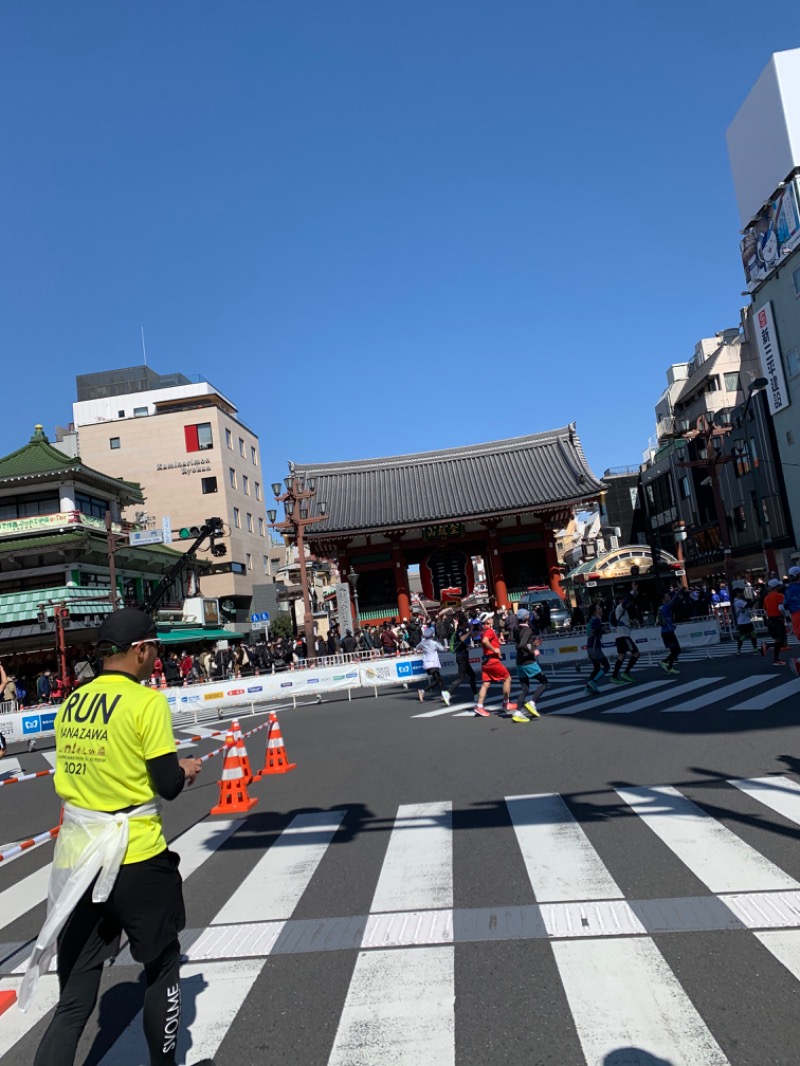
[{"left": 34, "top": 942, "right": 182, "bottom": 1066}]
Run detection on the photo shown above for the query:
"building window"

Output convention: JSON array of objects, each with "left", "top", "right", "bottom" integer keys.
[
  {"left": 233, "top": 507, "right": 241, "bottom": 528},
  {"left": 679, "top": 476, "right": 691, "bottom": 499},
  {"left": 242, "top": 475, "right": 250, "bottom": 495},
  {"left": 246, "top": 513, "right": 253, "bottom": 532},
  {"left": 239, "top": 438, "right": 245, "bottom": 457},
  {"left": 0, "top": 493, "right": 60, "bottom": 520},
  {"left": 724, "top": 372, "right": 740, "bottom": 392},
  {"left": 225, "top": 428, "right": 232, "bottom": 449},
  {"left": 786, "top": 347, "right": 800, "bottom": 379},
  {"left": 254, "top": 482, "right": 261, "bottom": 501},
  {"left": 251, "top": 446, "right": 258, "bottom": 465},
  {"left": 201, "top": 476, "right": 218, "bottom": 494},
  {"left": 263, "top": 555, "right": 269, "bottom": 575},
  {"left": 185, "top": 422, "right": 213, "bottom": 452},
  {"left": 75, "top": 492, "right": 109, "bottom": 519},
  {"left": 258, "top": 517, "right": 265, "bottom": 536},
  {"left": 117, "top": 410, "right": 125, "bottom": 418},
  {"left": 231, "top": 561, "right": 246, "bottom": 575},
  {"left": 110, "top": 437, "right": 120, "bottom": 450},
  {"left": 133, "top": 406, "right": 148, "bottom": 417},
  {"left": 229, "top": 468, "right": 237, "bottom": 489},
  {"left": 246, "top": 553, "right": 253, "bottom": 571},
  {"left": 793, "top": 266, "right": 800, "bottom": 295},
  {"left": 707, "top": 376, "right": 720, "bottom": 393}
]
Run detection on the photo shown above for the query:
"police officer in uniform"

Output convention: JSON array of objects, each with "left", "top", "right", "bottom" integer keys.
[{"left": 31, "top": 608, "right": 210, "bottom": 1066}]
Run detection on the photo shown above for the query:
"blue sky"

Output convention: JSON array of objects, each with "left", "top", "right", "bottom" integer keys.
[{"left": 0, "top": 3, "right": 792, "bottom": 482}]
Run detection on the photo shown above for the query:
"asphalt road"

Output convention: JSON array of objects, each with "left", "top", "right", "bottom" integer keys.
[{"left": 1, "top": 645, "right": 800, "bottom": 1065}]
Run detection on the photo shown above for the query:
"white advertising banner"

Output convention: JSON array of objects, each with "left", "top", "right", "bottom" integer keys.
[
  {"left": 1, "top": 621, "right": 721, "bottom": 743},
  {"left": 358, "top": 620, "right": 721, "bottom": 684},
  {"left": 754, "top": 301, "right": 791, "bottom": 415}
]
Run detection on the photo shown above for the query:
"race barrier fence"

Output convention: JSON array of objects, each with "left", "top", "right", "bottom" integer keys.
[{"left": 0, "top": 618, "right": 724, "bottom": 744}]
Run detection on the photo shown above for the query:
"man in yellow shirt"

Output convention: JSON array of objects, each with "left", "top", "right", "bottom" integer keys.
[{"left": 34, "top": 608, "right": 208, "bottom": 1066}]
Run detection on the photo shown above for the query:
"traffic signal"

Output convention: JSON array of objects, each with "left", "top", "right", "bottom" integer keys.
[
  {"left": 211, "top": 543, "right": 227, "bottom": 557},
  {"left": 37, "top": 606, "right": 47, "bottom": 628},
  {"left": 179, "top": 526, "right": 202, "bottom": 539},
  {"left": 205, "top": 517, "right": 224, "bottom": 534}
]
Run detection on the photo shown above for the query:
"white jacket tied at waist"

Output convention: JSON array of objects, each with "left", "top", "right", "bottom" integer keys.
[{"left": 19, "top": 798, "right": 161, "bottom": 1012}]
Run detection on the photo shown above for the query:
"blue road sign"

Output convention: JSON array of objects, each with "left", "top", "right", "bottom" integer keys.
[
  {"left": 259, "top": 611, "right": 270, "bottom": 622},
  {"left": 251, "top": 613, "right": 260, "bottom": 623}
]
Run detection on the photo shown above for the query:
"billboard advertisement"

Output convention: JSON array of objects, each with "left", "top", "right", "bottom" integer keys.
[
  {"left": 754, "top": 301, "right": 791, "bottom": 415},
  {"left": 740, "top": 179, "right": 800, "bottom": 290}
]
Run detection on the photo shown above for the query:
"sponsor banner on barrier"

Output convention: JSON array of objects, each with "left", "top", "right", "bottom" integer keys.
[
  {"left": 0, "top": 707, "right": 58, "bottom": 743},
  {"left": 2, "top": 621, "right": 721, "bottom": 742}
]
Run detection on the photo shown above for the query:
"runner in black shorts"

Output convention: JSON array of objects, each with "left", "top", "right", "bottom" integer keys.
[{"left": 27, "top": 609, "right": 209, "bottom": 1066}]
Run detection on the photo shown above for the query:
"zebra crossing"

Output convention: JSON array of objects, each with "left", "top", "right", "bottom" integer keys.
[
  {"left": 412, "top": 664, "right": 800, "bottom": 719},
  {"left": 5, "top": 779, "right": 800, "bottom": 1062}
]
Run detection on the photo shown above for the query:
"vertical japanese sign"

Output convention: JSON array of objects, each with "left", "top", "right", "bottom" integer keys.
[
  {"left": 754, "top": 301, "right": 791, "bottom": 415},
  {"left": 335, "top": 583, "right": 355, "bottom": 635}
]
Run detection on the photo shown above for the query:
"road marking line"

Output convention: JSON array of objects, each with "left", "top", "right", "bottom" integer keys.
[
  {"left": 599, "top": 678, "right": 723, "bottom": 715},
  {"left": 0, "top": 759, "right": 23, "bottom": 780},
  {"left": 729, "top": 775, "right": 800, "bottom": 827},
  {"left": 212, "top": 810, "right": 346, "bottom": 924},
  {"left": 549, "top": 678, "right": 683, "bottom": 715},
  {"left": 0, "top": 865, "right": 51, "bottom": 935},
  {"left": 616, "top": 785, "right": 799, "bottom": 893},
  {"left": 327, "top": 946, "right": 455, "bottom": 1066},
  {"left": 173, "top": 816, "right": 244, "bottom": 881},
  {"left": 729, "top": 679, "right": 800, "bottom": 711},
  {"left": 754, "top": 929, "right": 800, "bottom": 983},
  {"left": 371, "top": 802, "right": 452, "bottom": 913},
  {"left": 0, "top": 974, "right": 60, "bottom": 1057},
  {"left": 552, "top": 937, "right": 730, "bottom": 1065},
  {"left": 97, "top": 958, "right": 265, "bottom": 1065},
  {"left": 506, "top": 792, "right": 624, "bottom": 902},
  {"left": 662, "top": 675, "right": 769, "bottom": 712}
]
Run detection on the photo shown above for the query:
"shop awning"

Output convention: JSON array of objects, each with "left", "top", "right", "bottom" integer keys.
[{"left": 156, "top": 627, "right": 243, "bottom": 644}]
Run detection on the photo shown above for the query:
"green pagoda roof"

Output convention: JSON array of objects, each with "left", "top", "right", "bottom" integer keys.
[{"left": 0, "top": 426, "right": 143, "bottom": 503}]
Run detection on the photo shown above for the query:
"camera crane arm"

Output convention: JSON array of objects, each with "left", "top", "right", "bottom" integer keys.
[{"left": 141, "top": 517, "right": 226, "bottom": 615}]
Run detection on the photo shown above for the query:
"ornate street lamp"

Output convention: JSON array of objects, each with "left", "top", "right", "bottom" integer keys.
[{"left": 270, "top": 469, "right": 328, "bottom": 660}]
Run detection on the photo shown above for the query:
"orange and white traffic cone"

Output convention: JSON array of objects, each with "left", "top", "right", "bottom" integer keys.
[
  {"left": 230, "top": 718, "right": 254, "bottom": 784},
  {"left": 159, "top": 674, "right": 167, "bottom": 690},
  {"left": 255, "top": 712, "right": 297, "bottom": 778},
  {"left": 210, "top": 732, "right": 259, "bottom": 815}
]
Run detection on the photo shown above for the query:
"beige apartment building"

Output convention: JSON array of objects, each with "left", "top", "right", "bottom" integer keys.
[{"left": 70, "top": 366, "right": 271, "bottom": 627}]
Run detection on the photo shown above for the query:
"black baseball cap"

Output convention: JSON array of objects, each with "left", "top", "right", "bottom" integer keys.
[{"left": 98, "top": 608, "right": 158, "bottom": 649}]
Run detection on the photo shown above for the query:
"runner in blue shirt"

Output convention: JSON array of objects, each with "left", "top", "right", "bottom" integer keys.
[
  {"left": 658, "top": 590, "right": 682, "bottom": 674},
  {"left": 584, "top": 604, "right": 609, "bottom": 694}
]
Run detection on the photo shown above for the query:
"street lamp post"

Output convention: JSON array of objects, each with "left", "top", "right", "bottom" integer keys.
[{"left": 270, "top": 475, "right": 327, "bottom": 660}]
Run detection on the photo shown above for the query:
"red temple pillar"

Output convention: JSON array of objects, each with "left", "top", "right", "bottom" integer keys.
[
  {"left": 389, "top": 534, "right": 411, "bottom": 621},
  {"left": 544, "top": 530, "right": 564, "bottom": 598},
  {"left": 485, "top": 524, "right": 509, "bottom": 609}
]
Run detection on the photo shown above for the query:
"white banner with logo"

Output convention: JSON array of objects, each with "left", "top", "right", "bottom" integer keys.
[
  {"left": 1, "top": 621, "right": 721, "bottom": 743},
  {"left": 754, "top": 301, "right": 791, "bottom": 415}
]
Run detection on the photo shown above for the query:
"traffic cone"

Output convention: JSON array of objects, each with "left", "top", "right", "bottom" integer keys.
[
  {"left": 230, "top": 718, "right": 254, "bottom": 784},
  {"left": 159, "top": 675, "right": 167, "bottom": 690},
  {"left": 210, "top": 732, "right": 258, "bottom": 815},
  {"left": 255, "top": 712, "right": 297, "bottom": 778}
]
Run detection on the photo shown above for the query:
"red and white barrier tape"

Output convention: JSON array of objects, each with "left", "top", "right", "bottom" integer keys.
[
  {"left": 0, "top": 825, "right": 60, "bottom": 863},
  {"left": 0, "top": 768, "right": 55, "bottom": 788}
]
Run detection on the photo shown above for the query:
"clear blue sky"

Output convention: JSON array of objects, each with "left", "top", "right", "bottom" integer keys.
[{"left": 0, "top": 3, "right": 792, "bottom": 482}]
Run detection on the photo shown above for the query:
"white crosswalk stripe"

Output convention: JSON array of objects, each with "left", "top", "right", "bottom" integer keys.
[
  {"left": 411, "top": 665, "right": 800, "bottom": 719},
  {"left": 9, "top": 778, "right": 800, "bottom": 1061}
]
